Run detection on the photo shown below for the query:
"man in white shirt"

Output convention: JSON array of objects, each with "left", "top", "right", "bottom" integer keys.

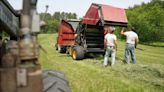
[
  {"left": 121, "top": 27, "right": 139, "bottom": 64},
  {"left": 104, "top": 26, "right": 117, "bottom": 67}
]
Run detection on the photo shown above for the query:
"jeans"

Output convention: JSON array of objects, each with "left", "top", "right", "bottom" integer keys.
[
  {"left": 104, "top": 46, "right": 116, "bottom": 66},
  {"left": 125, "top": 44, "right": 136, "bottom": 64}
]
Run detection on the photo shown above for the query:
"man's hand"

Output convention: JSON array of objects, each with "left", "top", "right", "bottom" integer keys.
[
  {"left": 104, "top": 38, "right": 107, "bottom": 48},
  {"left": 121, "top": 28, "right": 125, "bottom": 35},
  {"left": 135, "top": 44, "right": 137, "bottom": 48},
  {"left": 115, "top": 46, "right": 117, "bottom": 51},
  {"left": 135, "top": 38, "right": 139, "bottom": 48},
  {"left": 104, "top": 45, "right": 107, "bottom": 49},
  {"left": 114, "top": 40, "right": 117, "bottom": 51}
]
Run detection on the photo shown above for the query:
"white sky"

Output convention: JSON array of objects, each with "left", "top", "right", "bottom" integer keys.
[{"left": 7, "top": 0, "right": 151, "bottom": 18}]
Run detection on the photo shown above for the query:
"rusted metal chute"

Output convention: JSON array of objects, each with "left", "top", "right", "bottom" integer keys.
[
  {"left": 18, "top": 0, "right": 43, "bottom": 92},
  {"left": 0, "top": 0, "right": 72, "bottom": 92}
]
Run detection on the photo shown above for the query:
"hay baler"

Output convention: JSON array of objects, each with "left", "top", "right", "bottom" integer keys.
[{"left": 70, "top": 3, "right": 128, "bottom": 60}]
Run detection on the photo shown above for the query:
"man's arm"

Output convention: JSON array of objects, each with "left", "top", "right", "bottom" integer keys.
[
  {"left": 74, "top": 34, "right": 78, "bottom": 38},
  {"left": 120, "top": 28, "right": 125, "bottom": 35},
  {"left": 114, "top": 40, "right": 117, "bottom": 51},
  {"left": 135, "top": 37, "right": 139, "bottom": 48},
  {"left": 104, "top": 38, "right": 107, "bottom": 48},
  {"left": 114, "top": 35, "right": 117, "bottom": 51}
]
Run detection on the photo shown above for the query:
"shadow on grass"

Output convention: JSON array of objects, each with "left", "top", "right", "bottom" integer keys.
[{"left": 85, "top": 53, "right": 104, "bottom": 60}]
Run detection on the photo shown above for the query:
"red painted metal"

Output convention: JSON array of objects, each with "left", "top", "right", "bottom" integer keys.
[
  {"left": 82, "top": 3, "right": 128, "bottom": 25},
  {"left": 57, "top": 20, "right": 77, "bottom": 46},
  {"left": 82, "top": 4, "right": 100, "bottom": 25},
  {"left": 102, "top": 5, "right": 128, "bottom": 23}
]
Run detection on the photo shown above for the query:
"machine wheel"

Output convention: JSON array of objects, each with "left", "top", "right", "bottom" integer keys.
[
  {"left": 43, "top": 70, "right": 71, "bottom": 92},
  {"left": 57, "top": 44, "right": 66, "bottom": 53},
  {"left": 72, "top": 46, "right": 84, "bottom": 60}
]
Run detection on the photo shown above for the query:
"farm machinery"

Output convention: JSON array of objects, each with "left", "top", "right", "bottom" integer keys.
[
  {"left": 56, "top": 19, "right": 80, "bottom": 53},
  {"left": 56, "top": 3, "right": 128, "bottom": 60},
  {"left": 0, "top": 0, "right": 71, "bottom": 92}
]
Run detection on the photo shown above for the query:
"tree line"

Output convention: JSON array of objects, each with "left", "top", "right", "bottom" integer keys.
[
  {"left": 40, "top": 12, "right": 77, "bottom": 33},
  {"left": 126, "top": 0, "right": 164, "bottom": 42}
]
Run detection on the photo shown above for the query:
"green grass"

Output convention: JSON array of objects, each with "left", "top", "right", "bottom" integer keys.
[
  {"left": 39, "top": 33, "right": 164, "bottom": 92},
  {"left": 143, "top": 42, "right": 164, "bottom": 47}
]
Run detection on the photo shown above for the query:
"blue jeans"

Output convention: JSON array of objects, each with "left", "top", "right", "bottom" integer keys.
[
  {"left": 104, "top": 46, "right": 116, "bottom": 66},
  {"left": 125, "top": 44, "right": 136, "bottom": 64}
]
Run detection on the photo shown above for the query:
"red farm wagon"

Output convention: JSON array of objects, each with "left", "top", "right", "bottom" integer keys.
[{"left": 56, "top": 19, "right": 80, "bottom": 53}]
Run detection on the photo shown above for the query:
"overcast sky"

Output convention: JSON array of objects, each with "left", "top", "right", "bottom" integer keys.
[{"left": 7, "top": 0, "right": 151, "bottom": 18}]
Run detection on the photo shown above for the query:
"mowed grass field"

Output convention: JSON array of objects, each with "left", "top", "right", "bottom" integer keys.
[{"left": 39, "top": 33, "right": 164, "bottom": 92}]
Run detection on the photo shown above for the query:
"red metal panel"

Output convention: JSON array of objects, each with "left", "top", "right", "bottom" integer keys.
[
  {"left": 57, "top": 20, "right": 75, "bottom": 46},
  {"left": 82, "top": 3, "right": 128, "bottom": 25},
  {"left": 82, "top": 4, "right": 99, "bottom": 25},
  {"left": 101, "top": 5, "right": 128, "bottom": 23}
]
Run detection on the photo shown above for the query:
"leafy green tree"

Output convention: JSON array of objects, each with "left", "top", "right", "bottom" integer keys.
[
  {"left": 68, "top": 12, "right": 73, "bottom": 19},
  {"left": 72, "top": 13, "right": 77, "bottom": 19},
  {"left": 46, "top": 19, "right": 60, "bottom": 33},
  {"left": 40, "top": 13, "right": 52, "bottom": 21},
  {"left": 53, "top": 12, "right": 61, "bottom": 21},
  {"left": 40, "top": 12, "right": 78, "bottom": 33},
  {"left": 126, "top": 0, "right": 164, "bottom": 42}
]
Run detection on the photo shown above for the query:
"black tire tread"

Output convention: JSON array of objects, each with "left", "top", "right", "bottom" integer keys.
[{"left": 43, "top": 70, "right": 71, "bottom": 92}]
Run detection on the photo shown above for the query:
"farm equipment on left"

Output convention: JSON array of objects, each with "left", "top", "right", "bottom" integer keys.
[
  {"left": 56, "top": 19, "right": 80, "bottom": 53},
  {"left": 0, "top": 0, "right": 71, "bottom": 92}
]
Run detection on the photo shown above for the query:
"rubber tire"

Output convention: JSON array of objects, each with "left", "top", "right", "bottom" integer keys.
[
  {"left": 43, "top": 70, "right": 71, "bottom": 92},
  {"left": 72, "top": 46, "right": 84, "bottom": 60}
]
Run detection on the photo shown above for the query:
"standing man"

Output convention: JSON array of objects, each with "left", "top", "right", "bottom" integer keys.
[
  {"left": 121, "top": 27, "right": 139, "bottom": 64},
  {"left": 104, "top": 26, "right": 117, "bottom": 67}
]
